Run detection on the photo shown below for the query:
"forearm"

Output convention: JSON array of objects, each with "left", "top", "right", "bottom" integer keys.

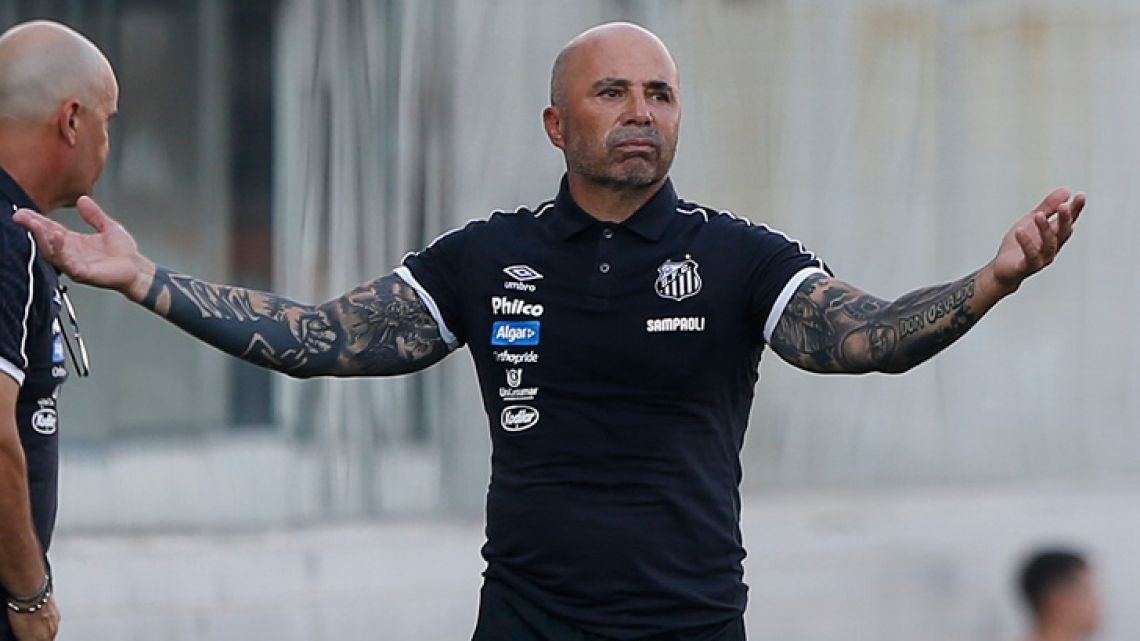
[
  {"left": 870, "top": 261, "right": 1012, "bottom": 373},
  {"left": 772, "top": 261, "right": 1015, "bottom": 374},
  {"left": 125, "top": 265, "right": 449, "bottom": 378},
  {"left": 0, "top": 426, "right": 47, "bottom": 596},
  {"left": 130, "top": 265, "right": 340, "bottom": 377}
]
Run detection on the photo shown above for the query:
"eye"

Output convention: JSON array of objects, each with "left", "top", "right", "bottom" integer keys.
[
  {"left": 651, "top": 91, "right": 672, "bottom": 103},
  {"left": 600, "top": 87, "right": 623, "bottom": 99}
]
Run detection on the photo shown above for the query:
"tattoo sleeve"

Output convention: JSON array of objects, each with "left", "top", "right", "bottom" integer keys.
[
  {"left": 139, "top": 267, "right": 450, "bottom": 377},
  {"left": 769, "top": 271, "right": 983, "bottom": 374}
]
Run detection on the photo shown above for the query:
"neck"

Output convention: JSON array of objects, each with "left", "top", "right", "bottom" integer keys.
[
  {"left": 565, "top": 172, "right": 665, "bottom": 223},
  {"left": 0, "top": 129, "right": 60, "bottom": 213}
]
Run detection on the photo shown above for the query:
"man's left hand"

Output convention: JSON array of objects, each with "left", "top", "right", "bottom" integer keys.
[{"left": 989, "top": 187, "right": 1086, "bottom": 293}]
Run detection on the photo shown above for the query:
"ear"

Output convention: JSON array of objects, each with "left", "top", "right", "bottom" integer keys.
[
  {"left": 57, "top": 100, "right": 81, "bottom": 146},
  {"left": 543, "top": 105, "right": 566, "bottom": 151}
]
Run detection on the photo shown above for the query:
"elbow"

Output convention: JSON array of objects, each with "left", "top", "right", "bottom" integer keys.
[
  {"left": 876, "top": 360, "right": 916, "bottom": 375},
  {"left": 285, "top": 367, "right": 319, "bottom": 380}
]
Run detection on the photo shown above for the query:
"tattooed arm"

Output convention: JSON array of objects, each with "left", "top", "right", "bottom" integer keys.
[
  {"left": 11, "top": 197, "right": 450, "bottom": 378},
  {"left": 769, "top": 188, "right": 1086, "bottom": 374},
  {"left": 135, "top": 267, "right": 448, "bottom": 378},
  {"left": 770, "top": 271, "right": 985, "bottom": 374}
]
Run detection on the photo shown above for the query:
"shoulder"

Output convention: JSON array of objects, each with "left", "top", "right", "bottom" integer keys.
[
  {"left": 0, "top": 211, "right": 35, "bottom": 268},
  {"left": 675, "top": 200, "right": 827, "bottom": 271},
  {"left": 401, "top": 200, "right": 556, "bottom": 269},
  {"left": 675, "top": 200, "right": 802, "bottom": 242},
  {"left": 413, "top": 200, "right": 555, "bottom": 249},
  {"left": 479, "top": 200, "right": 556, "bottom": 231}
]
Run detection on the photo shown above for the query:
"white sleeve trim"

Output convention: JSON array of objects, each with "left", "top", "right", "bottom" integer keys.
[
  {"left": 393, "top": 266, "right": 460, "bottom": 350},
  {"left": 0, "top": 356, "right": 25, "bottom": 386},
  {"left": 763, "top": 266, "right": 830, "bottom": 344}
]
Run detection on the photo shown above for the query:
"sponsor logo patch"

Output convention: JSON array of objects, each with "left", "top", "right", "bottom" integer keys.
[
  {"left": 499, "top": 367, "right": 538, "bottom": 400},
  {"left": 31, "top": 399, "right": 57, "bottom": 435},
  {"left": 51, "top": 319, "right": 65, "bottom": 364},
  {"left": 646, "top": 316, "right": 707, "bottom": 333},
  {"left": 491, "top": 321, "right": 540, "bottom": 346},
  {"left": 491, "top": 296, "right": 544, "bottom": 317},
  {"left": 493, "top": 350, "right": 539, "bottom": 364},
  {"left": 501, "top": 405, "right": 540, "bottom": 432},
  {"left": 500, "top": 387, "right": 538, "bottom": 402},
  {"left": 654, "top": 255, "right": 702, "bottom": 302}
]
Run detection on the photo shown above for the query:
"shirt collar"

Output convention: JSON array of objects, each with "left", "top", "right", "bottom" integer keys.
[
  {"left": 0, "top": 165, "right": 37, "bottom": 213},
  {"left": 549, "top": 174, "right": 678, "bottom": 242}
]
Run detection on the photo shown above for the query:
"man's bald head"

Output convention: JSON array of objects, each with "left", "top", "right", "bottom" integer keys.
[
  {"left": 0, "top": 20, "right": 116, "bottom": 124},
  {"left": 542, "top": 22, "right": 682, "bottom": 200},
  {"left": 549, "top": 22, "right": 678, "bottom": 109}
]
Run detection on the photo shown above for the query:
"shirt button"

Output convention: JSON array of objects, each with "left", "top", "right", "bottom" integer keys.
[
  {"left": 602, "top": 228, "right": 614, "bottom": 239},
  {"left": 599, "top": 263, "right": 611, "bottom": 274}
]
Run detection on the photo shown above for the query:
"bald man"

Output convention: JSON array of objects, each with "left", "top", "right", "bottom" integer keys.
[
  {"left": 0, "top": 20, "right": 117, "bottom": 641},
  {"left": 16, "top": 22, "right": 1081, "bottom": 640}
]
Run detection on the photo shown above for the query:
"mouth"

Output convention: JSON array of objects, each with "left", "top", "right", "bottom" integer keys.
[{"left": 614, "top": 139, "right": 659, "bottom": 154}]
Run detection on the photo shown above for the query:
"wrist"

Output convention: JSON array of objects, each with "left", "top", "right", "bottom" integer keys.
[
  {"left": 5, "top": 572, "right": 50, "bottom": 614},
  {"left": 123, "top": 257, "right": 157, "bottom": 303},
  {"left": 979, "top": 260, "right": 1021, "bottom": 299}
]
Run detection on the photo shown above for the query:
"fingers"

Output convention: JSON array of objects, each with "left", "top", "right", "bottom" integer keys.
[
  {"left": 76, "top": 195, "right": 115, "bottom": 233},
  {"left": 1068, "top": 191, "right": 1086, "bottom": 224},
  {"left": 1050, "top": 190, "right": 1085, "bottom": 247},
  {"left": 1033, "top": 186, "right": 1072, "bottom": 216},
  {"left": 1013, "top": 225, "right": 1042, "bottom": 273},
  {"left": 12, "top": 208, "right": 68, "bottom": 258},
  {"left": 1030, "top": 187, "right": 1086, "bottom": 259},
  {"left": 1055, "top": 202, "right": 1074, "bottom": 246},
  {"left": 1035, "top": 211, "right": 1058, "bottom": 258},
  {"left": 11, "top": 208, "right": 56, "bottom": 236}
]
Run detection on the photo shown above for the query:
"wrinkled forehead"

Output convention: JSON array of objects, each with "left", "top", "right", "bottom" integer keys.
[{"left": 565, "top": 32, "right": 679, "bottom": 89}]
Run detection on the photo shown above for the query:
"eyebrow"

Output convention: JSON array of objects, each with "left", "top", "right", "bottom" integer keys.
[{"left": 592, "top": 78, "right": 676, "bottom": 94}]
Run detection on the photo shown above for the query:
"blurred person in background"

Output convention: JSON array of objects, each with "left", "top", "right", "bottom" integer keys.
[
  {"left": 0, "top": 20, "right": 117, "bottom": 641},
  {"left": 15, "top": 22, "right": 1083, "bottom": 641},
  {"left": 1019, "top": 549, "right": 1101, "bottom": 641}
]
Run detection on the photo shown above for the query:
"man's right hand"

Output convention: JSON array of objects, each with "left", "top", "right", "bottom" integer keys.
[
  {"left": 13, "top": 196, "right": 156, "bottom": 303},
  {"left": 7, "top": 594, "right": 59, "bottom": 641}
]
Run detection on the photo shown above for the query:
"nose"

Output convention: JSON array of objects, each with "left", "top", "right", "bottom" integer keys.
[{"left": 622, "top": 92, "right": 653, "bottom": 127}]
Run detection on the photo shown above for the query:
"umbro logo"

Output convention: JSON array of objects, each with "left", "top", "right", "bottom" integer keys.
[
  {"left": 503, "top": 265, "right": 543, "bottom": 292},
  {"left": 504, "top": 265, "right": 543, "bottom": 281}
]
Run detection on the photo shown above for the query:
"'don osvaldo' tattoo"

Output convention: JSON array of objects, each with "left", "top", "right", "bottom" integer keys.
[
  {"left": 145, "top": 268, "right": 448, "bottom": 377},
  {"left": 770, "top": 272, "right": 981, "bottom": 374}
]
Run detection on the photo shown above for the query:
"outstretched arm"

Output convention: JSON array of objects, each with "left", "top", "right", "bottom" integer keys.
[
  {"left": 14, "top": 197, "right": 449, "bottom": 378},
  {"left": 770, "top": 187, "right": 1085, "bottom": 374}
]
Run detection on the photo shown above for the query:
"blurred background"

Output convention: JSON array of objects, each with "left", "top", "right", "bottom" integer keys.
[{"left": 1, "top": 0, "right": 1136, "bottom": 639}]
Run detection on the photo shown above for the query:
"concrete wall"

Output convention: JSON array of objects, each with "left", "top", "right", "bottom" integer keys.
[{"left": 53, "top": 485, "right": 1140, "bottom": 641}]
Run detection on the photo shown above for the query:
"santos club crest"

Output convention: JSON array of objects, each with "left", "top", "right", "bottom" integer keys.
[{"left": 654, "top": 256, "right": 702, "bottom": 302}]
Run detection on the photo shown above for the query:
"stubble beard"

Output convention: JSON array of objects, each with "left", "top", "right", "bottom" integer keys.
[
  {"left": 569, "top": 144, "right": 669, "bottom": 190},
  {"left": 566, "top": 125, "right": 676, "bottom": 190}
]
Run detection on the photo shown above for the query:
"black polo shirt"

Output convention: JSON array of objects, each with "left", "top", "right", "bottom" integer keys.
[
  {"left": 400, "top": 176, "right": 829, "bottom": 638},
  {"left": 0, "top": 166, "right": 64, "bottom": 559}
]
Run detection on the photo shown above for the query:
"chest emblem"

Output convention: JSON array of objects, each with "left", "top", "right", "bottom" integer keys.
[{"left": 654, "top": 256, "right": 702, "bottom": 302}]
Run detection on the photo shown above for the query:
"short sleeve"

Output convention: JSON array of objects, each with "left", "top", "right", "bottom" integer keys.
[
  {"left": 744, "top": 225, "right": 832, "bottom": 344},
  {"left": 396, "top": 220, "right": 483, "bottom": 350},
  {"left": 0, "top": 220, "right": 36, "bottom": 385}
]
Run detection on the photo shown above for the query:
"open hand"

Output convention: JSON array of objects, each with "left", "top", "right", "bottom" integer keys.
[
  {"left": 13, "top": 196, "right": 154, "bottom": 299},
  {"left": 990, "top": 187, "right": 1085, "bottom": 292}
]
